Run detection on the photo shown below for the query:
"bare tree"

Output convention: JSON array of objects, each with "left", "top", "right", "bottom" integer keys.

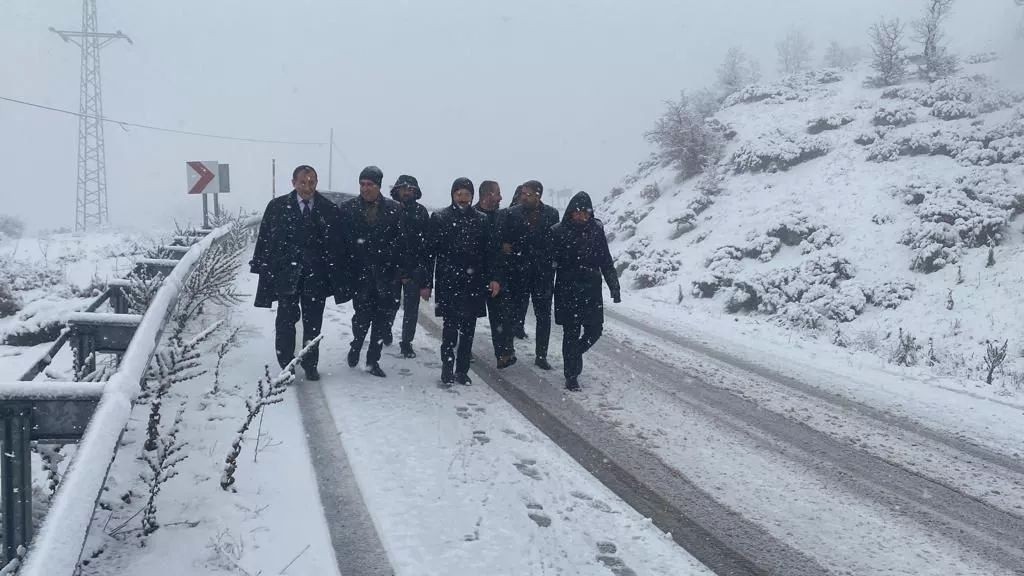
[
  {"left": 869, "top": 18, "right": 908, "bottom": 87},
  {"left": 914, "top": 0, "right": 958, "bottom": 82},
  {"left": 824, "top": 41, "right": 862, "bottom": 70},
  {"left": 777, "top": 29, "right": 814, "bottom": 75},
  {"left": 645, "top": 92, "right": 723, "bottom": 182},
  {"left": 717, "top": 47, "right": 761, "bottom": 95}
]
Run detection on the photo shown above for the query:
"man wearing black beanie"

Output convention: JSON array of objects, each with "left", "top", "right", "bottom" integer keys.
[
  {"left": 423, "top": 177, "right": 503, "bottom": 385},
  {"left": 501, "top": 179, "right": 560, "bottom": 370},
  {"left": 336, "top": 165, "right": 405, "bottom": 377}
]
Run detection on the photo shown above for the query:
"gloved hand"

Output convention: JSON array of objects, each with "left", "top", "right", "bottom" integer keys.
[{"left": 612, "top": 292, "right": 621, "bottom": 304}]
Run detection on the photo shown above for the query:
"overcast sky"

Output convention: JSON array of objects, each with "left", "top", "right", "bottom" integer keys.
[{"left": 1, "top": 0, "right": 1021, "bottom": 232}]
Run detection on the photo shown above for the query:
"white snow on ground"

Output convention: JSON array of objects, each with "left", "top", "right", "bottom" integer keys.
[
  {"left": 309, "top": 302, "right": 712, "bottom": 576},
  {"left": 74, "top": 268, "right": 339, "bottom": 576},
  {"left": 601, "top": 59, "right": 1024, "bottom": 405}
]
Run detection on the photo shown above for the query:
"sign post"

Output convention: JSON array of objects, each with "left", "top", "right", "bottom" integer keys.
[{"left": 186, "top": 161, "right": 230, "bottom": 228}]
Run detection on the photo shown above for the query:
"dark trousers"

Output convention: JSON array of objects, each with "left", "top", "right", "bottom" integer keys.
[
  {"left": 487, "top": 294, "right": 513, "bottom": 359},
  {"left": 509, "top": 275, "right": 553, "bottom": 358},
  {"left": 396, "top": 281, "right": 421, "bottom": 345},
  {"left": 441, "top": 316, "right": 477, "bottom": 375},
  {"left": 275, "top": 283, "right": 326, "bottom": 370},
  {"left": 351, "top": 290, "right": 397, "bottom": 365},
  {"left": 562, "top": 321, "right": 603, "bottom": 379}
]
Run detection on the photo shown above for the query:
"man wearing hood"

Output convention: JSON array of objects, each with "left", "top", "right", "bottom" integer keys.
[
  {"left": 474, "top": 180, "right": 515, "bottom": 368},
  {"left": 250, "top": 165, "right": 347, "bottom": 381},
  {"left": 550, "top": 192, "right": 621, "bottom": 391},
  {"left": 424, "top": 177, "right": 503, "bottom": 385},
  {"left": 388, "top": 174, "right": 431, "bottom": 358},
  {"left": 501, "top": 179, "right": 560, "bottom": 370},
  {"left": 337, "top": 166, "right": 405, "bottom": 378}
]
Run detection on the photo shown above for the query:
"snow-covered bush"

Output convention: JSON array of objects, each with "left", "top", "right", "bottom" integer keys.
[
  {"left": 0, "top": 277, "right": 19, "bottom": 318},
  {"left": 956, "top": 168, "right": 1024, "bottom": 214},
  {"left": 605, "top": 187, "right": 625, "bottom": 203},
  {"left": 724, "top": 254, "right": 861, "bottom": 326},
  {"left": 729, "top": 131, "right": 830, "bottom": 173},
  {"left": 615, "top": 236, "right": 652, "bottom": 275},
  {"left": 668, "top": 211, "right": 698, "bottom": 239},
  {"left": 873, "top": 101, "right": 917, "bottom": 127},
  {"left": 628, "top": 248, "right": 682, "bottom": 289},
  {"left": 610, "top": 207, "right": 653, "bottom": 242},
  {"left": 688, "top": 194, "right": 714, "bottom": 215},
  {"left": 692, "top": 246, "right": 743, "bottom": 297},
  {"left": 807, "top": 112, "right": 854, "bottom": 134},
  {"left": 723, "top": 74, "right": 827, "bottom": 107},
  {"left": 866, "top": 281, "right": 916, "bottom": 309},
  {"left": 930, "top": 99, "right": 977, "bottom": 120},
  {"left": 640, "top": 183, "right": 661, "bottom": 203}
]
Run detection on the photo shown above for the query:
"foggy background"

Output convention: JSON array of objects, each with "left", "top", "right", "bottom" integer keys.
[{"left": 1, "top": 0, "right": 1021, "bottom": 232}]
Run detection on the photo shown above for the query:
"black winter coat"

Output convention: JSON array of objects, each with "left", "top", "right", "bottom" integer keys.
[
  {"left": 501, "top": 203, "right": 560, "bottom": 282},
  {"left": 336, "top": 195, "right": 405, "bottom": 311},
  {"left": 551, "top": 193, "right": 621, "bottom": 326},
  {"left": 397, "top": 201, "right": 431, "bottom": 285},
  {"left": 426, "top": 205, "right": 502, "bottom": 319},
  {"left": 250, "top": 191, "right": 345, "bottom": 307}
]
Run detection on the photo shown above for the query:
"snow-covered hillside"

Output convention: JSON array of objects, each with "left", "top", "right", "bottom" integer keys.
[{"left": 601, "top": 59, "right": 1024, "bottom": 396}]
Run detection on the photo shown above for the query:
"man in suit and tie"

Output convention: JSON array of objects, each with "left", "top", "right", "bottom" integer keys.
[{"left": 250, "top": 165, "right": 346, "bottom": 380}]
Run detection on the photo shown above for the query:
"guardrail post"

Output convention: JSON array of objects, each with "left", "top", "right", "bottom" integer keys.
[{"left": 1, "top": 403, "right": 32, "bottom": 563}]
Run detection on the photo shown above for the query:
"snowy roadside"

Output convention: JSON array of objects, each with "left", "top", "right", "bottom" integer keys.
[
  {"left": 75, "top": 267, "right": 339, "bottom": 576},
  {"left": 607, "top": 296, "right": 1024, "bottom": 460}
]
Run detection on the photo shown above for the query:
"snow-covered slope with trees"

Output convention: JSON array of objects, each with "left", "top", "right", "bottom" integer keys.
[{"left": 601, "top": 58, "right": 1024, "bottom": 396}]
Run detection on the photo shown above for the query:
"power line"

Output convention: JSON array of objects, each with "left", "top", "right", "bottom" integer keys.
[{"left": 0, "top": 94, "right": 325, "bottom": 146}]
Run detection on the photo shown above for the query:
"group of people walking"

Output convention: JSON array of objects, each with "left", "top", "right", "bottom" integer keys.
[{"left": 250, "top": 164, "right": 621, "bottom": 391}]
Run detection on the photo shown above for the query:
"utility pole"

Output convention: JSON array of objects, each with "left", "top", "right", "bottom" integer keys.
[
  {"left": 51, "top": 0, "right": 131, "bottom": 232},
  {"left": 328, "top": 128, "right": 334, "bottom": 190}
]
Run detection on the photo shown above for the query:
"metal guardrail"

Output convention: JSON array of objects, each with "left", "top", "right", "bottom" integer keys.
[{"left": 14, "top": 216, "right": 259, "bottom": 576}]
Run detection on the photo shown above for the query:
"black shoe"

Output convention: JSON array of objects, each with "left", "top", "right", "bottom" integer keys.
[
  {"left": 515, "top": 329, "right": 528, "bottom": 339},
  {"left": 455, "top": 373, "right": 472, "bottom": 386},
  {"left": 565, "top": 376, "right": 581, "bottom": 392},
  {"left": 496, "top": 355, "right": 517, "bottom": 369},
  {"left": 383, "top": 333, "right": 393, "bottom": 346},
  {"left": 534, "top": 356, "right": 553, "bottom": 371},
  {"left": 400, "top": 342, "right": 416, "bottom": 358},
  {"left": 347, "top": 348, "right": 360, "bottom": 367},
  {"left": 441, "top": 364, "right": 455, "bottom": 384},
  {"left": 303, "top": 366, "right": 320, "bottom": 381},
  {"left": 367, "top": 362, "right": 386, "bottom": 378}
]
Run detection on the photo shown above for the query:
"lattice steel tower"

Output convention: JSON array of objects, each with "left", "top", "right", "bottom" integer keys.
[{"left": 51, "top": 0, "right": 131, "bottom": 231}]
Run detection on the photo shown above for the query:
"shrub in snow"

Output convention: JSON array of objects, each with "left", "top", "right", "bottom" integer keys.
[
  {"left": 646, "top": 91, "right": 723, "bottom": 181},
  {"left": 723, "top": 254, "right": 861, "bottom": 327},
  {"left": 868, "top": 18, "right": 909, "bottom": 87},
  {"left": 807, "top": 112, "right": 854, "bottom": 134},
  {"left": 916, "top": 191, "right": 1007, "bottom": 248},
  {"left": 605, "top": 187, "right": 625, "bottom": 203},
  {"left": 142, "top": 323, "right": 220, "bottom": 452},
  {"left": 705, "top": 118, "right": 737, "bottom": 141},
  {"left": 668, "top": 211, "right": 698, "bottom": 239},
  {"left": 866, "top": 281, "right": 916, "bottom": 309},
  {"left": 729, "top": 131, "right": 830, "bottom": 174},
  {"left": 629, "top": 248, "right": 682, "bottom": 289},
  {"left": 0, "top": 277, "right": 19, "bottom": 318},
  {"left": 125, "top": 270, "right": 163, "bottom": 315},
  {"left": 692, "top": 247, "right": 743, "bottom": 297},
  {"left": 170, "top": 241, "right": 243, "bottom": 341},
  {"left": 696, "top": 164, "right": 725, "bottom": 196},
  {"left": 141, "top": 403, "right": 188, "bottom": 536},
  {"left": 610, "top": 207, "right": 652, "bottom": 242},
  {"left": 221, "top": 338, "right": 320, "bottom": 491},
  {"left": 621, "top": 155, "right": 660, "bottom": 189},
  {"left": 931, "top": 99, "right": 976, "bottom": 120},
  {"left": 614, "top": 236, "right": 652, "bottom": 275},
  {"left": 873, "top": 101, "right": 917, "bottom": 127},
  {"left": 744, "top": 233, "right": 782, "bottom": 262},
  {"left": 640, "top": 183, "right": 661, "bottom": 203},
  {"left": 811, "top": 69, "right": 843, "bottom": 84},
  {"left": 890, "top": 328, "right": 922, "bottom": 366},
  {"left": 956, "top": 168, "right": 1024, "bottom": 214},
  {"left": 688, "top": 193, "right": 714, "bottom": 215},
  {"left": 855, "top": 132, "right": 878, "bottom": 145}
]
